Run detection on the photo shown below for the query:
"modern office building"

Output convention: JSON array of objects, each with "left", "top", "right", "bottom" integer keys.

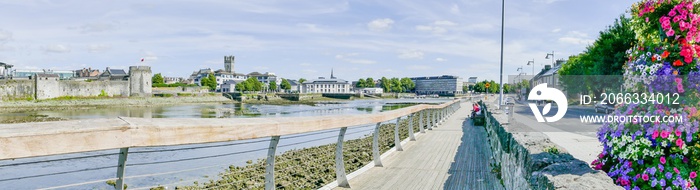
[
  {"left": 410, "top": 75, "right": 464, "bottom": 96},
  {"left": 13, "top": 69, "right": 76, "bottom": 80},
  {"left": 0, "top": 62, "right": 13, "bottom": 79}
]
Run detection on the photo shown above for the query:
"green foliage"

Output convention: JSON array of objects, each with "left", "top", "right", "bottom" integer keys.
[
  {"left": 365, "top": 77, "right": 375, "bottom": 88},
  {"left": 98, "top": 90, "right": 108, "bottom": 97},
  {"left": 544, "top": 146, "right": 560, "bottom": 154},
  {"left": 152, "top": 73, "right": 164, "bottom": 85},
  {"left": 106, "top": 180, "right": 127, "bottom": 189},
  {"left": 400, "top": 77, "right": 415, "bottom": 92},
  {"left": 356, "top": 78, "right": 366, "bottom": 88},
  {"left": 298, "top": 78, "right": 307, "bottom": 83},
  {"left": 390, "top": 78, "right": 401, "bottom": 92},
  {"left": 380, "top": 77, "right": 390, "bottom": 92},
  {"left": 176, "top": 93, "right": 194, "bottom": 97},
  {"left": 280, "top": 79, "right": 292, "bottom": 90},
  {"left": 269, "top": 80, "right": 278, "bottom": 92},
  {"left": 472, "top": 80, "right": 500, "bottom": 93},
  {"left": 559, "top": 15, "right": 635, "bottom": 96},
  {"left": 200, "top": 74, "right": 217, "bottom": 91},
  {"left": 152, "top": 82, "right": 198, "bottom": 88}
]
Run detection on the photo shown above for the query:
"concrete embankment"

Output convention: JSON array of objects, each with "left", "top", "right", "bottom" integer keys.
[{"left": 480, "top": 101, "right": 620, "bottom": 189}]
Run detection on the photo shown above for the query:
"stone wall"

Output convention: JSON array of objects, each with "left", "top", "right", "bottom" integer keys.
[
  {"left": 480, "top": 101, "right": 620, "bottom": 190},
  {"left": 0, "top": 79, "right": 34, "bottom": 101},
  {"left": 0, "top": 66, "right": 151, "bottom": 101}
]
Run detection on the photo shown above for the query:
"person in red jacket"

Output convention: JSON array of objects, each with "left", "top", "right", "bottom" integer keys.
[{"left": 471, "top": 103, "right": 480, "bottom": 118}]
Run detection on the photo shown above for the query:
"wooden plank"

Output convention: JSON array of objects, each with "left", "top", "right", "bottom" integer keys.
[
  {"left": 0, "top": 100, "right": 461, "bottom": 160},
  {"left": 336, "top": 101, "right": 505, "bottom": 190}
]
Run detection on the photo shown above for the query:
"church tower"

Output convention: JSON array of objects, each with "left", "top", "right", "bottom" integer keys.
[
  {"left": 224, "top": 56, "right": 234, "bottom": 73},
  {"left": 330, "top": 68, "right": 336, "bottom": 79}
]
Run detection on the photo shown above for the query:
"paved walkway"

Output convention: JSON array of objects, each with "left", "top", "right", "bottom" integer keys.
[{"left": 335, "top": 101, "right": 504, "bottom": 190}]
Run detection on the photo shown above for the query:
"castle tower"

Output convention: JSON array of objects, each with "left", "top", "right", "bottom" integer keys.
[
  {"left": 224, "top": 56, "right": 235, "bottom": 73},
  {"left": 129, "top": 66, "right": 152, "bottom": 97}
]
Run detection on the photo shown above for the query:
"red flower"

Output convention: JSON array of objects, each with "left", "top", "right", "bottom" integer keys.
[
  {"left": 674, "top": 60, "right": 684, "bottom": 66},
  {"left": 662, "top": 51, "right": 670, "bottom": 59}
]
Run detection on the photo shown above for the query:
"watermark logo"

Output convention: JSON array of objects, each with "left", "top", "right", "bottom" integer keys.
[{"left": 528, "top": 83, "right": 568, "bottom": 122}]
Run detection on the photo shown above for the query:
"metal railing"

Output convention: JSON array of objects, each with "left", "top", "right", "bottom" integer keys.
[{"left": 0, "top": 99, "right": 463, "bottom": 189}]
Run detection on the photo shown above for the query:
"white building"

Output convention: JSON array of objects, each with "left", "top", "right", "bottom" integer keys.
[
  {"left": 301, "top": 71, "right": 350, "bottom": 93},
  {"left": 360, "top": 88, "right": 383, "bottom": 95}
]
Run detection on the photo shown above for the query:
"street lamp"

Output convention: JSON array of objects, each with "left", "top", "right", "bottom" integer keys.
[
  {"left": 545, "top": 51, "right": 555, "bottom": 65},
  {"left": 498, "top": 0, "right": 505, "bottom": 108},
  {"left": 526, "top": 59, "right": 535, "bottom": 76}
]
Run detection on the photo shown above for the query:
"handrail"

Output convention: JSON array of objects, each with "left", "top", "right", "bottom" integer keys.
[{"left": 0, "top": 99, "right": 461, "bottom": 161}]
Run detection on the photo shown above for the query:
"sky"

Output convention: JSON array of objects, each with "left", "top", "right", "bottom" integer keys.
[{"left": 0, "top": 0, "right": 637, "bottom": 82}]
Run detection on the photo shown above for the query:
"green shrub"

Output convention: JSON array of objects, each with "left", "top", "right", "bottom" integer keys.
[
  {"left": 98, "top": 90, "right": 108, "bottom": 97},
  {"left": 544, "top": 146, "right": 560, "bottom": 154}
]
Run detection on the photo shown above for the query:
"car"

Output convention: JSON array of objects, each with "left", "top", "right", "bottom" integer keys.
[{"left": 594, "top": 101, "right": 615, "bottom": 114}]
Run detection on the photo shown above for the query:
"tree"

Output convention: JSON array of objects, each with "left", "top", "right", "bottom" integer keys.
[
  {"left": 365, "top": 77, "right": 375, "bottom": 88},
  {"left": 400, "top": 77, "right": 415, "bottom": 92},
  {"left": 269, "top": 81, "right": 278, "bottom": 92},
  {"left": 390, "top": 78, "right": 402, "bottom": 92},
  {"left": 244, "top": 77, "right": 263, "bottom": 92},
  {"left": 152, "top": 73, "right": 164, "bottom": 85},
  {"left": 280, "top": 79, "right": 291, "bottom": 91},
  {"left": 380, "top": 77, "right": 390, "bottom": 92},
  {"left": 357, "top": 79, "right": 366, "bottom": 88},
  {"left": 298, "top": 78, "right": 307, "bottom": 84},
  {"left": 235, "top": 82, "right": 245, "bottom": 92},
  {"left": 558, "top": 15, "right": 635, "bottom": 96}
]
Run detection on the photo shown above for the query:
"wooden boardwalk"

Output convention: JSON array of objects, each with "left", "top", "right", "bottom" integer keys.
[{"left": 335, "top": 102, "right": 505, "bottom": 190}]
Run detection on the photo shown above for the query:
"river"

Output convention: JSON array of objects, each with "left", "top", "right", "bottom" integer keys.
[{"left": 0, "top": 98, "right": 450, "bottom": 190}]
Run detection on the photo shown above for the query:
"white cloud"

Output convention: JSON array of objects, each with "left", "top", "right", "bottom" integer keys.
[
  {"left": 43, "top": 44, "right": 71, "bottom": 53},
  {"left": 87, "top": 44, "right": 111, "bottom": 53},
  {"left": 450, "top": 4, "right": 460, "bottom": 14},
  {"left": 415, "top": 20, "right": 456, "bottom": 34},
  {"left": 558, "top": 31, "right": 593, "bottom": 45},
  {"left": 335, "top": 52, "right": 377, "bottom": 64},
  {"left": 408, "top": 65, "right": 431, "bottom": 70},
  {"left": 142, "top": 51, "right": 159, "bottom": 61},
  {"left": 534, "top": 0, "right": 564, "bottom": 4},
  {"left": 367, "top": 18, "right": 394, "bottom": 32},
  {"left": 434, "top": 20, "right": 457, "bottom": 26},
  {"left": 75, "top": 22, "right": 116, "bottom": 33},
  {"left": 436, "top": 58, "right": 447, "bottom": 62},
  {"left": 398, "top": 49, "right": 424, "bottom": 59},
  {"left": 551, "top": 28, "right": 561, "bottom": 33},
  {"left": 0, "top": 30, "right": 12, "bottom": 43}
]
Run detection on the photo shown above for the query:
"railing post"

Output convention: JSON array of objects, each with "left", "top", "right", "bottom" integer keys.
[
  {"left": 115, "top": 147, "right": 129, "bottom": 190},
  {"left": 335, "top": 127, "right": 350, "bottom": 188},
  {"left": 408, "top": 113, "right": 416, "bottom": 141},
  {"left": 419, "top": 111, "right": 425, "bottom": 133},
  {"left": 265, "top": 136, "right": 280, "bottom": 190},
  {"left": 372, "top": 122, "right": 383, "bottom": 167},
  {"left": 428, "top": 109, "right": 434, "bottom": 130},
  {"left": 394, "top": 117, "right": 403, "bottom": 151}
]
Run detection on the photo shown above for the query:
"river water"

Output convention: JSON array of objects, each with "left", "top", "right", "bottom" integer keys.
[{"left": 0, "top": 98, "right": 450, "bottom": 190}]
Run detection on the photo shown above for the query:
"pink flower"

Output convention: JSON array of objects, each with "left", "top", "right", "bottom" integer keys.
[
  {"left": 667, "top": 29, "right": 676, "bottom": 37},
  {"left": 691, "top": 171, "right": 697, "bottom": 179},
  {"left": 674, "top": 16, "right": 682, "bottom": 23},
  {"left": 676, "top": 138, "right": 684, "bottom": 149},
  {"left": 642, "top": 173, "right": 650, "bottom": 181},
  {"left": 652, "top": 130, "right": 659, "bottom": 139},
  {"left": 661, "top": 156, "right": 667, "bottom": 164},
  {"left": 646, "top": 17, "right": 650, "bottom": 22},
  {"left": 670, "top": 9, "right": 678, "bottom": 17},
  {"left": 676, "top": 78, "right": 685, "bottom": 93},
  {"left": 661, "top": 130, "right": 670, "bottom": 138},
  {"left": 675, "top": 167, "right": 680, "bottom": 174},
  {"left": 676, "top": 130, "right": 682, "bottom": 137}
]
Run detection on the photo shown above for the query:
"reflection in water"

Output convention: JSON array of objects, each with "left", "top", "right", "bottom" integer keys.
[{"left": 0, "top": 99, "right": 451, "bottom": 121}]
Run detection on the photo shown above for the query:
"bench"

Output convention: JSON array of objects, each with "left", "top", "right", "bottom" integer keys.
[{"left": 472, "top": 111, "right": 485, "bottom": 126}]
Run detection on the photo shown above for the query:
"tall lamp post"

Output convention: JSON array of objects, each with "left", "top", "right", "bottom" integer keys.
[
  {"left": 526, "top": 59, "right": 535, "bottom": 76},
  {"left": 498, "top": 0, "right": 505, "bottom": 108},
  {"left": 545, "top": 51, "right": 555, "bottom": 66}
]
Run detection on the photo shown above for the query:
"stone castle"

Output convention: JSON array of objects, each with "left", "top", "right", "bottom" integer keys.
[{"left": 0, "top": 66, "right": 152, "bottom": 101}]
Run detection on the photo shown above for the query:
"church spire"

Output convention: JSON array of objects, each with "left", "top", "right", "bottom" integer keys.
[{"left": 331, "top": 68, "right": 336, "bottom": 79}]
